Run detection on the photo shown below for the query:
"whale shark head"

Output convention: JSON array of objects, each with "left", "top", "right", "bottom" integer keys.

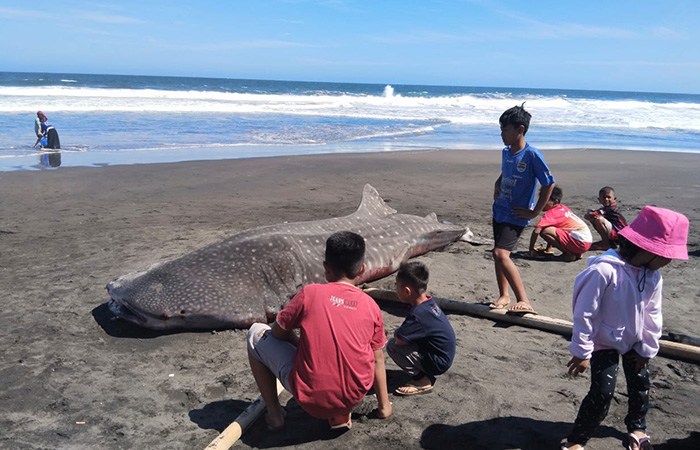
[{"left": 106, "top": 236, "right": 307, "bottom": 330}]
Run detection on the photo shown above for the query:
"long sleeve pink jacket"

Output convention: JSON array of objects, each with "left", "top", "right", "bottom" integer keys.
[{"left": 570, "top": 250, "right": 663, "bottom": 360}]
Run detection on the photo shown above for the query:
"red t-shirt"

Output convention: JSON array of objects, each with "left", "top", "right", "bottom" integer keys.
[
  {"left": 537, "top": 204, "right": 593, "bottom": 243},
  {"left": 276, "top": 282, "right": 386, "bottom": 419}
]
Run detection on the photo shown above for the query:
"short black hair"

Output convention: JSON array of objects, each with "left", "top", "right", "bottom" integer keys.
[
  {"left": 396, "top": 261, "right": 429, "bottom": 292},
  {"left": 550, "top": 185, "right": 563, "bottom": 203},
  {"left": 499, "top": 103, "right": 532, "bottom": 134},
  {"left": 599, "top": 186, "right": 615, "bottom": 196},
  {"left": 325, "top": 231, "right": 365, "bottom": 278},
  {"left": 541, "top": 184, "right": 562, "bottom": 203}
]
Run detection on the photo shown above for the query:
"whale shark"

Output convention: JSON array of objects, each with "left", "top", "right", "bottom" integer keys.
[{"left": 106, "top": 184, "right": 466, "bottom": 330}]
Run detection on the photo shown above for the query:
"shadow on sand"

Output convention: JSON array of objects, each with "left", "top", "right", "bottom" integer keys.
[
  {"left": 193, "top": 396, "right": 365, "bottom": 448},
  {"left": 420, "top": 417, "right": 625, "bottom": 450},
  {"left": 91, "top": 302, "right": 208, "bottom": 339}
]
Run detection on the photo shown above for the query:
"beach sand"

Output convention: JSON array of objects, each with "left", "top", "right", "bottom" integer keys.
[{"left": 1, "top": 149, "right": 699, "bottom": 450}]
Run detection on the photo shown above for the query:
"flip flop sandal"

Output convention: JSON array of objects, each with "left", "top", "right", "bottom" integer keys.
[
  {"left": 394, "top": 384, "right": 434, "bottom": 396},
  {"left": 560, "top": 443, "right": 583, "bottom": 450},
  {"left": 506, "top": 304, "right": 538, "bottom": 315},
  {"left": 488, "top": 301, "right": 510, "bottom": 310},
  {"left": 329, "top": 413, "right": 352, "bottom": 430},
  {"left": 627, "top": 432, "right": 652, "bottom": 450},
  {"left": 329, "top": 420, "right": 352, "bottom": 430}
]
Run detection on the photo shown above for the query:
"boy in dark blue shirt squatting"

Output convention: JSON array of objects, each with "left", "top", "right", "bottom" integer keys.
[
  {"left": 386, "top": 262, "right": 456, "bottom": 396},
  {"left": 490, "top": 103, "right": 556, "bottom": 314}
]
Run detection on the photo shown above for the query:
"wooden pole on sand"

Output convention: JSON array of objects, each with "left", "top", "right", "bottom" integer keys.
[
  {"left": 204, "top": 380, "right": 286, "bottom": 450},
  {"left": 364, "top": 288, "right": 700, "bottom": 363}
]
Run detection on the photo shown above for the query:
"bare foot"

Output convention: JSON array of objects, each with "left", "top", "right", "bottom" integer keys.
[{"left": 265, "top": 407, "right": 286, "bottom": 431}]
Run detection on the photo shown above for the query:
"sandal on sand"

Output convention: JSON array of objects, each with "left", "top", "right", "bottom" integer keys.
[
  {"left": 488, "top": 300, "right": 510, "bottom": 310},
  {"left": 394, "top": 383, "right": 434, "bottom": 396},
  {"left": 560, "top": 443, "right": 584, "bottom": 450},
  {"left": 329, "top": 414, "right": 352, "bottom": 430},
  {"left": 535, "top": 246, "right": 555, "bottom": 255},
  {"left": 628, "top": 432, "right": 653, "bottom": 450},
  {"left": 506, "top": 303, "right": 538, "bottom": 315}
]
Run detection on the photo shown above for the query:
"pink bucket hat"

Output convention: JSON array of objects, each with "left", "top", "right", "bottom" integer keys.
[{"left": 619, "top": 206, "right": 689, "bottom": 260}]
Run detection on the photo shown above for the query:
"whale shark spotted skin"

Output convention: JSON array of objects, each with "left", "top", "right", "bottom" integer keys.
[{"left": 106, "top": 184, "right": 466, "bottom": 330}]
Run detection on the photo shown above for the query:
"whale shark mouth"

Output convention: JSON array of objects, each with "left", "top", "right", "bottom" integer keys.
[
  {"left": 107, "top": 295, "right": 234, "bottom": 331},
  {"left": 108, "top": 297, "right": 150, "bottom": 325}
]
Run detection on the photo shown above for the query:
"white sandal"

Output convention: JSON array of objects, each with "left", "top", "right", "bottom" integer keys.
[{"left": 627, "top": 432, "right": 653, "bottom": 450}]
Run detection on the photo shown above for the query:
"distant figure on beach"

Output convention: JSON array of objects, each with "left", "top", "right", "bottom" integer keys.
[
  {"left": 562, "top": 206, "right": 689, "bottom": 450},
  {"left": 386, "top": 262, "right": 456, "bottom": 396},
  {"left": 40, "top": 152, "right": 61, "bottom": 168},
  {"left": 246, "top": 231, "right": 392, "bottom": 431},
  {"left": 584, "top": 186, "right": 628, "bottom": 251},
  {"left": 527, "top": 185, "right": 592, "bottom": 262},
  {"left": 34, "top": 112, "right": 44, "bottom": 146},
  {"left": 34, "top": 111, "right": 60, "bottom": 149},
  {"left": 489, "top": 103, "right": 555, "bottom": 314}
]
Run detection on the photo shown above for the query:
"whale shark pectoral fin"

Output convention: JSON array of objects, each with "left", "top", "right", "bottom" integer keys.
[
  {"left": 355, "top": 184, "right": 397, "bottom": 218},
  {"left": 460, "top": 227, "right": 494, "bottom": 245}
]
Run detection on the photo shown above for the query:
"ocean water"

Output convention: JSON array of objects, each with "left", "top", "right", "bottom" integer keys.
[{"left": 1, "top": 71, "right": 699, "bottom": 171}]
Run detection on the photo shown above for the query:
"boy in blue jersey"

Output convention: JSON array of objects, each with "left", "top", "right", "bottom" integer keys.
[{"left": 490, "top": 104, "right": 555, "bottom": 314}]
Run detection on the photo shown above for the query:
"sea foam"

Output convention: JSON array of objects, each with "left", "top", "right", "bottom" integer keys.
[{"left": 2, "top": 85, "right": 699, "bottom": 132}]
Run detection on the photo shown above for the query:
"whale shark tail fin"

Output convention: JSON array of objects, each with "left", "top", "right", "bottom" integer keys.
[{"left": 355, "top": 184, "right": 397, "bottom": 218}]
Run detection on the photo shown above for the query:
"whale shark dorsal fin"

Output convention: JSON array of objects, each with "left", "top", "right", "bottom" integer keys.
[
  {"left": 356, "top": 184, "right": 397, "bottom": 218},
  {"left": 424, "top": 212, "right": 438, "bottom": 222}
]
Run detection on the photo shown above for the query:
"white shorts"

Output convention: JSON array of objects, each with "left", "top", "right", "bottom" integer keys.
[{"left": 246, "top": 323, "right": 294, "bottom": 392}]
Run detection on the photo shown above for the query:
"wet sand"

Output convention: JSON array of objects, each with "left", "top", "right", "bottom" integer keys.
[{"left": 1, "top": 149, "right": 699, "bottom": 449}]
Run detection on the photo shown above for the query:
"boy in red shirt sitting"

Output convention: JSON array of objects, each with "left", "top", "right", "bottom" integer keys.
[
  {"left": 247, "top": 231, "right": 392, "bottom": 431},
  {"left": 528, "top": 185, "right": 593, "bottom": 262}
]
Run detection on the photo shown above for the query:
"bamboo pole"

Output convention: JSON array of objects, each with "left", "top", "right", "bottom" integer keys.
[
  {"left": 204, "top": 380, "right": 286, "bottom": 450},
  {"left": 364, "top": 288, "right": 700, "bottom": 363}
]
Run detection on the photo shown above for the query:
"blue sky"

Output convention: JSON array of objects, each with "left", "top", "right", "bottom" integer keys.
[{"left": 1, "top": 1, "right": 698, "bottom": 94}]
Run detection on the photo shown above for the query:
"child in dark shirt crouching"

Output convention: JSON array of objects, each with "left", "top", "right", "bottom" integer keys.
[{"left": 386, "top": 261, "right": 456, "bottom": 396}]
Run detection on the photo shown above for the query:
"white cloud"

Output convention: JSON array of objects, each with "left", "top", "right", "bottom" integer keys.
[
  {"left": 568, "top": 59, "right": 700, "bottom": 69},
  {"left": 0, "top": 7, "right": 143, "bottom": 25},
  {"left": 152, "top": 39, "right": 320, "bottom": 53},
  {"left": 650, "top": 26, "right": 685, "bottom": 39},
  {"left": 75, "top": 11, "right": 145, "bottom": 25},
  {"left": 369, "top": 30, "right": 490, "bottom": 45},
  {"left": 0, "top": 7, "right": 50, "bottom": 19}
]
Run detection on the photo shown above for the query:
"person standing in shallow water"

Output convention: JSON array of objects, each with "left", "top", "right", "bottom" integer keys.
[{"left": 35, "top": 111, "right": 61, "bottom": 149}]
